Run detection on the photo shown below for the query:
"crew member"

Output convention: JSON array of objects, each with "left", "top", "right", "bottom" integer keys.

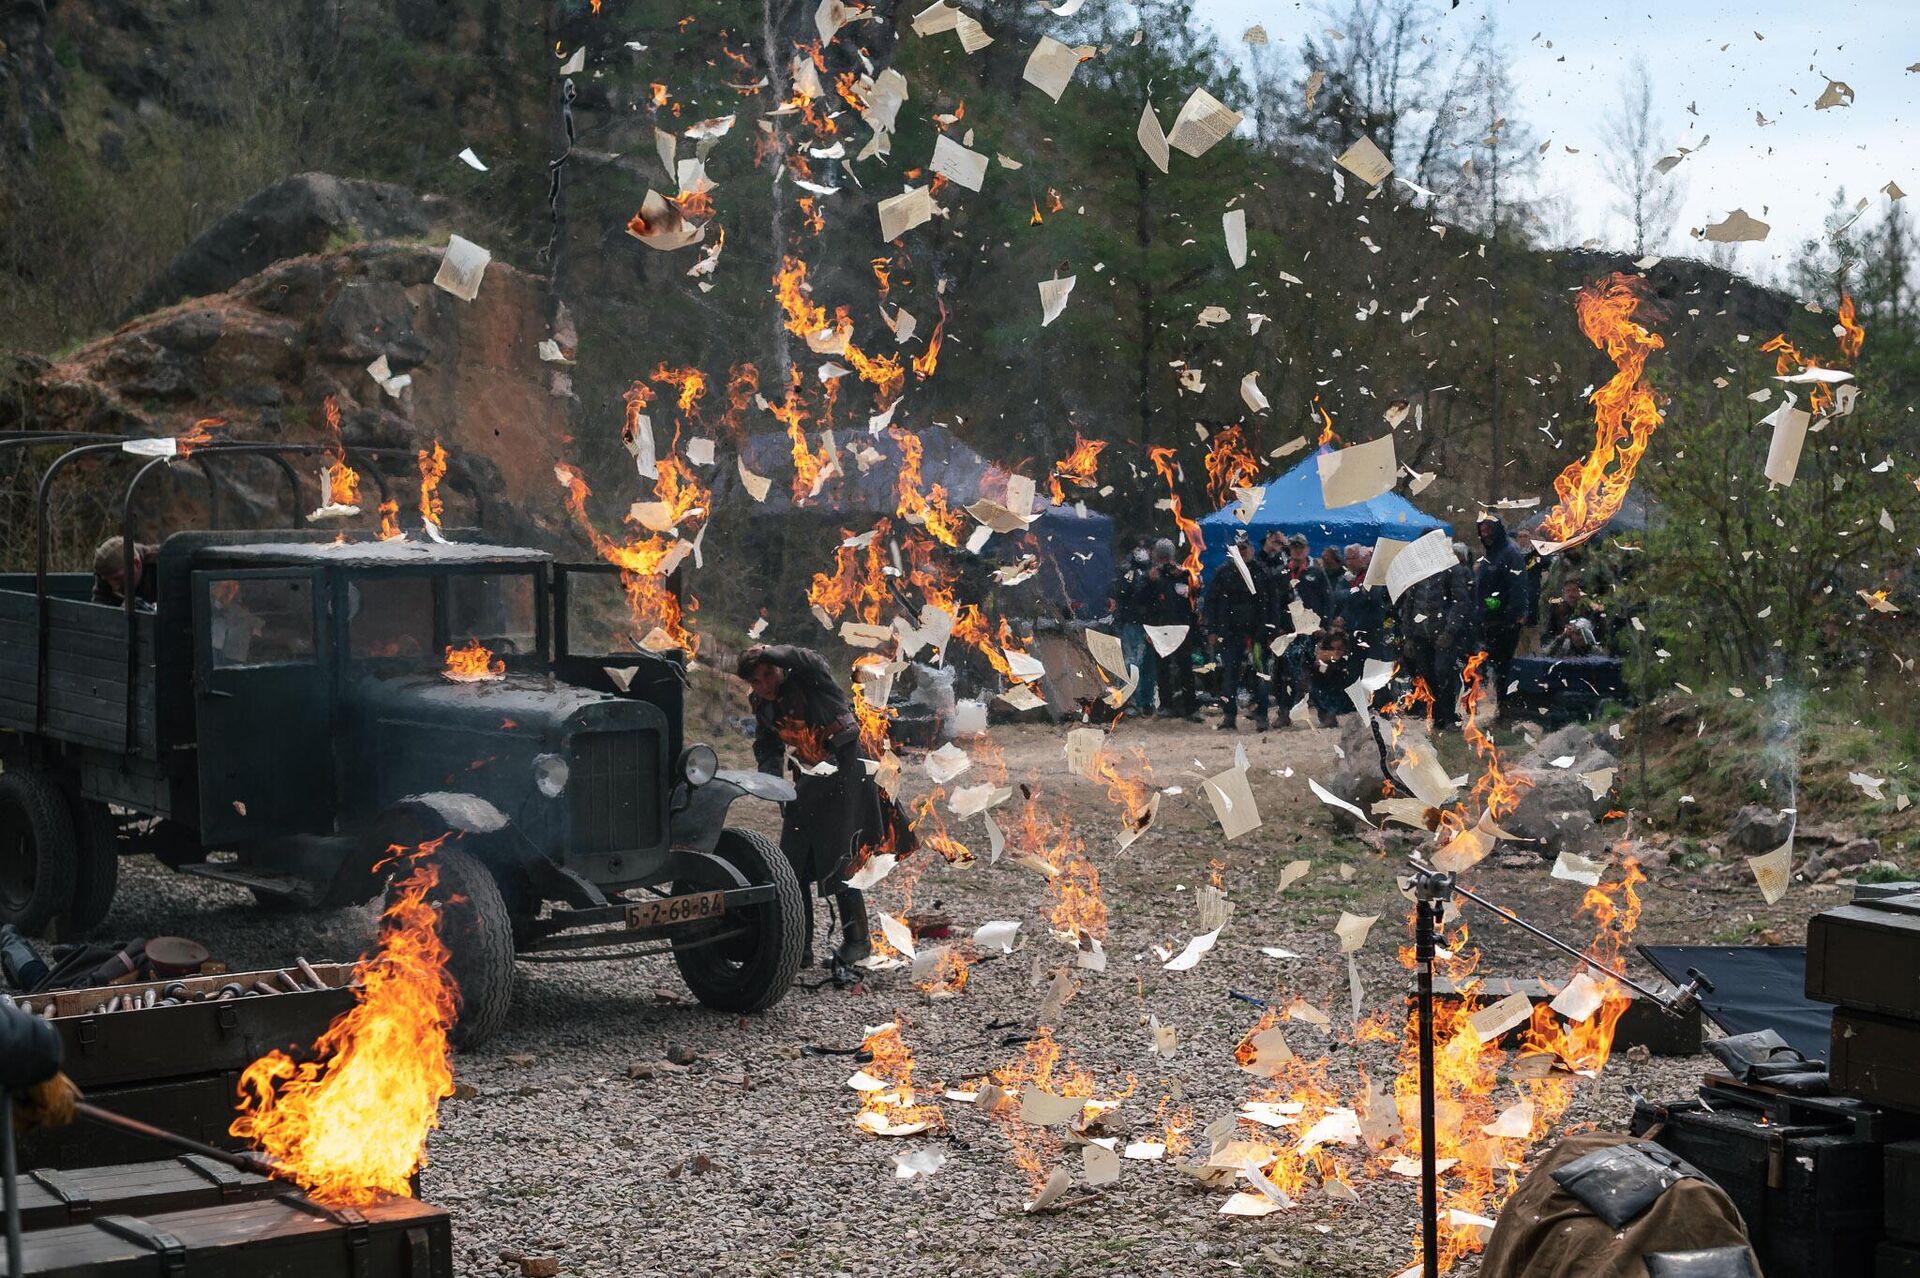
[
  {"left": 91, "top": 537, "right": 158, "bottom": 609},
  {"left": 1474, "top": 515, "right": 1533, "bottom": 702},
  {"left": 738, "top": 644, "right": 882, "bottom": 973},
  {"left": 1, "top": 997, "right": 78, "bottom": 1133},
  {"left": 1203, "top": 534, "right": 1272, "bottom": 732}
]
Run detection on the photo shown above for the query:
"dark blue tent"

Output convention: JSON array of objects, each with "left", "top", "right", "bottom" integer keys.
[
  {"left": 1196, "top": 451, "right": 1451, "bottom": 581},
  {"left": 1004, "top": 502, "right": 1114, "bottom": 620}
]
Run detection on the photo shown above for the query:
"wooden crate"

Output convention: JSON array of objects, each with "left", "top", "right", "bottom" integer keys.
[{"left": 15, "top": 1156, "right": 289, "bottom": 1230}]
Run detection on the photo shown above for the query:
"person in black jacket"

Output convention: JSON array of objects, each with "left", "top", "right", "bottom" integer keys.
[
  {"left": 1255, "top": 532, "right": 1297, "bottom": 708},
  {"left": 1204, "top": 535, "right": 1271, "bottom": 731},
  {"left": 1292, "top": 538, "right": 1336, "bottom": 620},
  {"left": 1334, "top": 544, "right": 1391, "bottom": 661},
  {"left": 1398, "top": 542, "right": 1475, "bottom": 729},
  {"left": 1108, "top": 542, "right": 1155, "bottom": 714},
  {"left": 1134, "top": 539, "right": 1201, "bottom": 720},
  {"left": 739, "top": 644, "right": 884, "bottom": 970},
  {"left": 1473, "top": 516, "right": 1533, "bottom": 701}
]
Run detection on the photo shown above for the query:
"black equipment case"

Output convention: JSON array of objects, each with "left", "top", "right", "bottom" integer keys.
[
  {"left": 15, "top": 1194, "right": 452, "bottom": 1277},
  {"left": 1805, "top": 894, "right": 1920, "bottom": 1021},
  {"left": 1634, "top": 1093, "right": 1887, "bottom": 1277},
  {"left": 1832, "top": 1007, "right": 1920, "bottom": 1113},
  {"left": 13, "top": 1156, "right": 289, "bottom": 1230}
]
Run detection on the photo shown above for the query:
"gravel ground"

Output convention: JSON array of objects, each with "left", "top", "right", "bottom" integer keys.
[{"left": 89, "top": 715, "right": 1843, "bottom": 1278}]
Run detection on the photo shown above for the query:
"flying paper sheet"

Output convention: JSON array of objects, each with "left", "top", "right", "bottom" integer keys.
[
  {"left": 433, "top": 235, "right": 491, "bottom": 301},
  {"left": 1318, "top": 435, "right": 1397, "bottom": 508},
  {"left": 1334, "top": 912, "right": 1377, "bottom": 954},
  {"left": 1750, "top": 841, "right": 1792, "bottom": 905},
  {"left": 1166, "top": 88, "right": 1243, "bottom": 157},
  {"left": 1020, "top": 1085, "right": 1087, "bottom": 1126},
  {"left": 1144, "top": 624, "right": 1189, "bottom": 657},
  {"left": 1038, "top": 275, "right": 1077, "bottom": 326},
  {"left": 974, "top": 920, "right": 1020, "bottom": 952},
  {"left": 1022, "top": 36, "right": 1083, "bottom": 102},
  {"left": 557, "top": 46, "right": 585, "bottom": 75},
  {"left": 1163, "top": 928, "right": 1221, "bottom": 971},
  {"left": 910, "top": 0, "right": 959, "bottom": 35},
  {"left": 1470, "top": 991, "right": 1534, "bottom": 1043},
  {"left": 878, "top": 911, "right": 916, "bottom": 959},
  {"left": 924, "top": 742, "right": 972, "bottom": 784},
  {"left": 878, "top": 186, "right": 933, "bottom": 241},
  {"left": 1700, "top": 208, "right": 1770, "bottom": 243},
  {"left": 1025, "top": 1167, "right": 1071, "bottom": 1213},
  {"left": 1239, "top": 371, "right": 1268, "bottom": 414},
  {"left": 1384, "top": 529, "right": 1455, "bottom": 602},
  {"left": 1224, "top": 208, "right": 1248, "bottom": 268},
  {"left": 457, "top": 146, "right": 488, "bottom": 171},
  {"left": 1762, "top": 396, "right": 1811, "bottom": 487},
  {"left": 1550, "top": 971, "right": 1609, "bottom": 1024},
  {"left": 737, "top": 455, "right": 772, "bottom": 503},
  {"left": 1203, "top": 764, "right": 1260, "bottom": 839},
  {"left": 1085, "top": 630, "right": 1126, "bottom": 679},
  {"left": 1083, "top": 1141, "right": 1122, "bottom": 1186},
  {"left": 1307, "top": 777, "right": 1372, "bottom": 827},
  {"left": 1551, "top": 851, "right": 1607, "bottom": 886},
  {"left": 1064, "top": 727, "right": 1105, "bottom": 779},
  {"left": 1335, "top": 136, "right": 1394, "bottom": 186},
  {"left": 844, "top": 854, "right": 897, "bottom": 891},
  {"left": 1136, "top": 102, "right": 1170, "bottom": 174},
  {"left": 1232, "top": 484, "right": 1264, "bottom": 523},
  {"left": 929, "top": 133, "right": 989, "bottom": 191}
]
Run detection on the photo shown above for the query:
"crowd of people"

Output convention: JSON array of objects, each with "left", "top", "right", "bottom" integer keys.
[{"left": 1105, "top": 517, "right": 1618, "bottom": 731}]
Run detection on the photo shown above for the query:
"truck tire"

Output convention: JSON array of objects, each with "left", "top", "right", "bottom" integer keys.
[
  {"left": 60, "top": 797, "right": 120, "bottom": 936},
  {"left": 672, "top": 828, "right": 805, "bottom": 1014},
  {"left": 413, "top": 846, "right": 516, "bottom": 1049},
  {"left": 0, "top": 769, "right": 77, "bottom": 937}
]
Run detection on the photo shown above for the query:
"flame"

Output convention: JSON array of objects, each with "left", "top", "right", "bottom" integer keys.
[
  {"left": 649, "top": 82, "right": 668, "bottom": 108},
  {"left": 1458, "top": 652, "right": 1532, "bottom": 820},
  {"left": 1202, "top": 425, "right": 1260, "bottom": 508},
  {"left": 852, "top": 671, "right": 896, "bottom": 757},
  {"left": 553, "top": 462, "right": 705, "bottom": 655},
  {"left": 912, "top": 297, "right": 947, "bottom": 381},
  {"left": 177, "top": 417, "right": 222, "bottom": 454},
  {"left": 1013, "top": 793, "right": 1106, "bottom": 941},
  {"left": 1147, "top": 446, "right": 1205, "bottom": 584},
  {"left": 893, "top": 427, "right": 967, "bottom": 546},
  {"left": 809, "top": 520, "right": 892, "bottom": 625},
  {"left": 1029, "top": 201, "right": 1044, "bottom": 226},
  {"left": 1047, "top": 433, "right": 1107, "bottom": 505},
  {"left": 870, "top": 256, "right": 892, "bottom": 298},
  {"left": 1837, "top": 293, "right": 1865, "bottom": 362},
  {"left": 318, "top": 395, "right": 362, "bottom": 508},
  {"left": 720, "top": 363, "right": 759, "bottom": 441},
  {"left": 230, "top": 843, "right": 457, "bottom": 1204},
  {"left": 1537, "top": 275, "right": 1666, "bottom": 546},
  {"left": 417, "top": 440, "right": 447, "bottom": 529},
  {"left": 377, "top": 501, "right": 402, "bottom": 542},
  {"left": 1314, "top": 396, "right": 1341, "bottom": 447},
  {"left": 983, "top": 1029, "right": 1132, "bottom": 1194},
  {"left": 1045, "top": 188, "right": 1064, "bottom": 214},
  {"left": 855, "top": 1020, "right": 944, "bottom": 1133},
  {"left": 651, "top": 363, "right": 709, "bottom": 416},
  {"left": 1087, "top": 742, "right": 1155, "bottom": 832},
  {"left": 672, "top": 190, "right": 716, "bottom": 220},
  {"left": 914, "top": 947, "right": 971, "bottom": 997},
  {"left": 443, "top": 640, "right": 505, "bottom": 681}
]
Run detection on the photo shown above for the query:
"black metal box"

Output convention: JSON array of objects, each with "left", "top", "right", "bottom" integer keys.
[
  {"left": 15, "top": 1156, "right": 289, "bottom": 1230},
  {"left": 16, "top": 964, "right": 355, "bottom": 1089},
  {"left": 1806, "top": 897, "right": 1920, "bottom": 1019},
  {"left": 1886, "top": 1141, "right": 1920, "bottom": 1246},
  {"left": 18, "top": 1194, "right": 452, "bottom": 1277},
  {"left": 1641, "top": 1100, "right": 1884, "bottom": 1278},
  {"left": 1880, "top": 1239, "right": 1920, "bottom": 1278},
  {"left": 17, "top": 1073, "right": 248, "bottom": 1172},
  {"left": 1834, "top": 1007, "right": 1920, "bottom": 1113}
]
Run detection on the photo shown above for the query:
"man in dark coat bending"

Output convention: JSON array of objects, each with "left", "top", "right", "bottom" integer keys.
[{"left": 738, "top": 644, "right": 882, "bottom": 972}]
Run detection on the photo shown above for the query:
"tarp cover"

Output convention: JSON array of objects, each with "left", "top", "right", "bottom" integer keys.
[
  {"left": 1639, "top": 944, "right": 1831, "bottom": 1063},
  {"left": 1195, "top": 451, "right": 1450, "bottom": 581}
]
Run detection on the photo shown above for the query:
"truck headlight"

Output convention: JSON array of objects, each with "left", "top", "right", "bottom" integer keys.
[
  {"left": 680, "top": 743, "right": 719, "bottom": 787},
  {"left": 533, "top": 753, "right": 570, "bottom": 798}
]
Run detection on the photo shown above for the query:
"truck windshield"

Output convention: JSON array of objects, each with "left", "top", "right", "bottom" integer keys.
[
  {"left": 447, "top": 573, "right": 537, "bottom": 656},
  {"left": 348, "top": 576, "right": 433, "bottom": 662}
]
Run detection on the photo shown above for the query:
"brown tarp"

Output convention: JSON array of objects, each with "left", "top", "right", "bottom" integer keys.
[{"left": 1480, "top": 1132, "right": 1760, "bottom": 1278}]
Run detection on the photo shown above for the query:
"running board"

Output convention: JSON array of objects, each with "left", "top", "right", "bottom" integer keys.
[{"left": 177, "top": 862, "right": 314, "bottom": 899}]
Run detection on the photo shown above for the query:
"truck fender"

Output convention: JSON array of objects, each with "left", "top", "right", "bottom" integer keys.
[
  {"left": 379, "top": 793, "right": 603, "bottom": 910},
  {"left": 669, "top": 768, "right": 794, "bottom": 854},
  {"left": 398, "top": 791, "right": 511, "bottom": 835}
]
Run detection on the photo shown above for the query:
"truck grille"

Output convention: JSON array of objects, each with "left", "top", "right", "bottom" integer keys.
[{"left": 570, "top": 731, "right": 662, "bottom": 857}]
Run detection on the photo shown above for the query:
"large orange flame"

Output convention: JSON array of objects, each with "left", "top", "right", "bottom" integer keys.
[
  {"left": 553, "top": 462, "right": 704, "bottom": 655},
  {"left": 1147, "top": 446, "right": 1205, "bottom": 584},
  {"left": 230, "top": 844, "right": 457, "bottom": 1205},
  {"left": 1836, "top": 293, "right": 1865, "bottom": 362},
  {"left": 417, "top": 440, "right": 447, "bottom": 529},
  {"left": 893, "top": 427, "right": 967, "bottom": 547},
  {"left": 1047, "top": 433, "right": 1107, "bottom": 505},
  {"left": 1537, "top": 275, "right": 1666, "bottom": 546},
  {"left": 443, "top": 640, "right": 505, "bottom": 682},
  {"left": 1202, "top": 425, "right": 1260, "bottom": 509}
]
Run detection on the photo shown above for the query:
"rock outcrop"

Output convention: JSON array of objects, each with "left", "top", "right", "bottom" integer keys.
[
  {"left": 2, "top": 238, "right": 570, "bottom": 544},
  {"left": 1502, "top": 724, "right": 1621, "bottom": 857}
]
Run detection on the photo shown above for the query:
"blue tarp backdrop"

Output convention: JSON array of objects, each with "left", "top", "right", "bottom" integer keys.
[{"left": 1195, "top": 452, "right": 1451, "bottom": 581}]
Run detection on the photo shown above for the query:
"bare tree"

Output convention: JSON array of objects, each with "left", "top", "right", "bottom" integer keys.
[{"left": 1600, "top": 59, "right": 1684, "bottom": 256}]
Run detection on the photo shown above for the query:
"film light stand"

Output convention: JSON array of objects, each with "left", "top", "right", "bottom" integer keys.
[{"left": 1405, "top": 857, "right": 1713, "bottom": 1278}]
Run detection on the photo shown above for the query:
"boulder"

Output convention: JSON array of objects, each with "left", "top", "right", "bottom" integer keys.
[
  {"left": 130, "top": 173, "right": 450, "bottom": 315},
  {"left": 1316, "top": 715, "right": 1388, "bottom": 823},
  {"left": 1726, "top": 804, "right": 1795, "bottom": 856},
  {"left": 7, "top": 239, "right": 567, "bottom": 545},
  {"left": 1500, "top": 724, "right": 1620, "bottom": 857}
]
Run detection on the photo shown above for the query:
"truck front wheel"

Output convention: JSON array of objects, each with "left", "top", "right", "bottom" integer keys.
[
  {"left": 404, "top": 845, "right": 516, "bottom": 1049},
  {"left": 671, "top": 828, "right": 805, "bottom": 1014},
  {"left": 0, "top": 769, "right": 77, "bottom": 937}
]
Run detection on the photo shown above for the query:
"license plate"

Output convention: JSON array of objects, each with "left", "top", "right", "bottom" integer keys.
[{"left": 625, "top": 890, "right": 727, "bottom": 930}]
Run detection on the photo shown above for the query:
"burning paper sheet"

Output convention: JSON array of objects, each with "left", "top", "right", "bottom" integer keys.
[
  {"left": 627, "top": 191, "right": 707, "bottom": 251},
  {"left": 1203, "top": 764, "right": 1260, "bottom": 839},
  {"left": 924, "top": 742, "right": 972, "bottom": 785},
  {"left": 1470, "top": 991, "right": 1534, "bottom": 1044},
  {"left": 1231, "top": 484, "right": 1264, "bottom": 524},
  {"left": 1317, "top": 435, "right": 1396, "bottom": 508},
  {"left": 878, "top": 186, "right": 933, "bottom": 241},
  {"left": 1039, "top": 275, "right": 1077, "bottom": 326},
  {"left": 1550, "top": 972, "right": 1609, "bottom": 1024},
  {"left": 929, "top": 133, "right": 989, "bottom": 191},
  {"left": 1022, "top": 36, "right": 1084, "bottom": 102},
  {"left": 433, "top": 235, "right": 491, "bottom": 301},
  {"left": 1335, "top": 136, "right": 1394, "bottom": 186},
  {"left": 845, "top": 854, "right": 897, "bottom": 892},
  {"left": 1224, "top": 208, "right": 1248, "bottom": 268},
  {"left": 1237, "top": 1026, "right": 1293, "bottom": 1077},
  {"left": 1136, "top": 102, "right": 1170, "bottom": 173},
  {"left": 877, "top": 911, "right": 916, "bottom": 959}
]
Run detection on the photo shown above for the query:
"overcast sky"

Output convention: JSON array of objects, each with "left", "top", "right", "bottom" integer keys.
[{"left": 1194, "top": 0, "right": 1915, "bottom": 285}]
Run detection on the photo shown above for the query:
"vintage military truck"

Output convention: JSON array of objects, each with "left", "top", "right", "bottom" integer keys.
[{"left": 0, "top": 437, "right": 803, "bottom": 1044}]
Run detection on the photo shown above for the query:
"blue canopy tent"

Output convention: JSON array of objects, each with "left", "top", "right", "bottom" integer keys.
[
  {"left": 997, "top": 501, "right": 1115, "bottom": 620},
  {"left": 1195, "top": 452, "right": 1452, "bottom": 582}
]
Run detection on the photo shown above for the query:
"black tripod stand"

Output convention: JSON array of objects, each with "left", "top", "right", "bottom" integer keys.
[{"left": 1405, "top": 858, "right": 1712, "bottom": 1278}]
